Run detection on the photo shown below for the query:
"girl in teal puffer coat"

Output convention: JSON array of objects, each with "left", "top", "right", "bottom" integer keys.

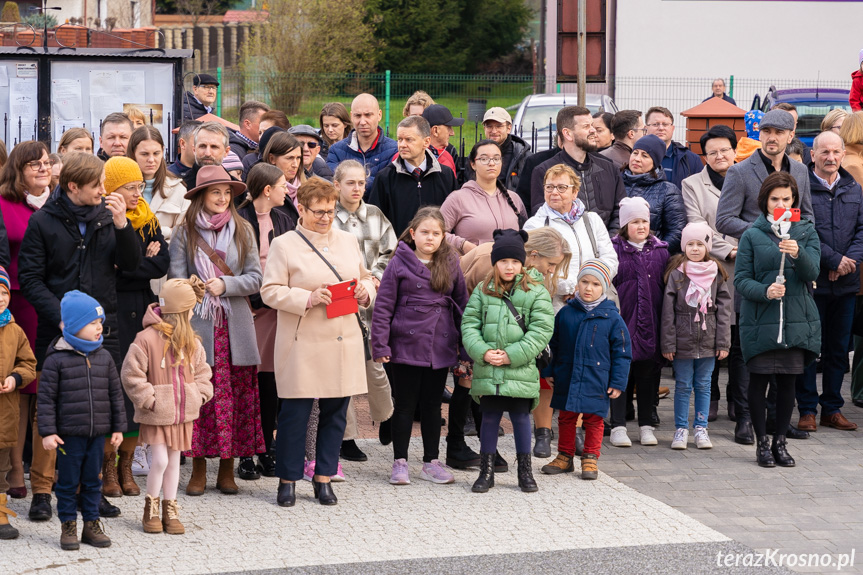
[{"left": 461, "top": 229, "right": 555, "bottom": 494}]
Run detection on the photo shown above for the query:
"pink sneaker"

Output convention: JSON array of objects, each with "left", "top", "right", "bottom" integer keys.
[
  {"left": 303, "top": 460, "right": 314, "bottom": 481},
  {"left": 331, "top": 462, "right": 346, "bottom": 482},
  {"left": 419, "top": 459, "right": 454, "bottom": 484},
  {"left": 389, "top": 458, "right": 410, "bottom": 485}
]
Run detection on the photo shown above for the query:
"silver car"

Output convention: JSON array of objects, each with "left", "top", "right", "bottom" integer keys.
[{"left": 512, "top": 93, "right": 618, "bottom": 152}]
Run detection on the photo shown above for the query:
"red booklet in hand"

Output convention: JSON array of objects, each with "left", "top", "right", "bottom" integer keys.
[{"left": 326, "top": 279, "right": 359, "bottom": 319}]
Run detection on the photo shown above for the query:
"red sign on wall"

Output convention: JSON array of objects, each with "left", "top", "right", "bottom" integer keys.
[{"left": 557, "top": 0, "right": 607, "bottom": 83}]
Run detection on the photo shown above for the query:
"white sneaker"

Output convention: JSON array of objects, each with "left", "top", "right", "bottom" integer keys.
[
  {"left": 609, "top": 426, "right": 631, "bottom": 447},
  {"left": 694, "top": 426, "right": 712, "bottom": 449},
  {"left": 131, "top": 445, "right": 150, "bottom": 476},
  {"left": 639, "top": 425, "right": 658, "bottom": 446},
  {"left": 671, "top": 428, "right": 689, "bottom": 450}
]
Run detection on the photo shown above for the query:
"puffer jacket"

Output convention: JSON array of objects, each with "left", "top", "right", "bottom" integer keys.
[
  {"left": 0, "top": 318, "right": 37, "bottom": 449},
  {"left": 622, "top": 169, "right": 686, "bottom": 253},
  {"left": 120, "top": 304, "right": 213, "bottom": 427},
  {"left": 461, "top": 268, "right": 555, "bottom": 410},
  {"left": 546, "top": 297, "right": 631, "bottom": 416},
  {"left": 809, "top": 166, "right": 863, "bottom": 296},
  {"left": 611, "top": 235, "right": 668, "bottom": 361},
  {"left": 661, "top": 268, "right": 732, "bottom": 359},
  {"left": 325, "top": 128, "right": 398, "bottom": 192},
  {"left": 851, "top": 69, "right": 863, "bottom": 112},
  {"left": 37, "top": 337, "right": 128, "bottom": 438},
  {"left": 735, "top": 215, "right": 821, "bottom": 365}
]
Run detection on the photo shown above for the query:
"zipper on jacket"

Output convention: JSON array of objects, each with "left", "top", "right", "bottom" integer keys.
[
  {"left": 620, "top": 329, "right": 627, "bottom": 353},
  {"left": 86, "top": 356, "right": 94, "bottom": 438},
  {"left": 590, "top": 324, "right": 598, "bottom": 347}
]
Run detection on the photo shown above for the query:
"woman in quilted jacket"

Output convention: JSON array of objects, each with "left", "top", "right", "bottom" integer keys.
[{"left": 461, "top": 229, "right": 554, "bottom": 494}]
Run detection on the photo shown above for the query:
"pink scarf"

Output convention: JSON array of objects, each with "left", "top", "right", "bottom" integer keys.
[
  {"left": 194, "top": 210, "right": 235, "bottom": 325},
  {"left": 285, "top": 177, "right": 300, "bottom": 207},
  {"left": 677, "top": 260, "right": 718, "bottom": 331}
]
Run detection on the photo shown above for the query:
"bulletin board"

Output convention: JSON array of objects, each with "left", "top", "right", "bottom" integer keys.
[
  {"left": 49, "top": 60, "right": 175, "bottom": 152},
  {"left": 0, "top": 59, "right": 40, "bottom": 144}
]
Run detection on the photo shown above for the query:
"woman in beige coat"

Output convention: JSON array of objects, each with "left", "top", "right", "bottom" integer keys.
[
  {"left": 680, "top": 125, "right": 740, "bottom": 423},
  {"left": 261, "top": 178, "right": 375, "bottom": 508}
]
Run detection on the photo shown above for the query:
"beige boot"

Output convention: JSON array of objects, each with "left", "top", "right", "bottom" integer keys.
[
  {"left": 142, "top": 495, "right": 162, "bottom": 533},
  {"left": 0, "top": 493, "right": 19, "bottom": 540},
  {"left": 185, "top": 457, "right": 207, "bottom": 496},
  {"left": 162, "top": 499, "right": 185, "bottom": 534},
  {"left": 216, "top": 458, "right": 238, "bottom": 495}
]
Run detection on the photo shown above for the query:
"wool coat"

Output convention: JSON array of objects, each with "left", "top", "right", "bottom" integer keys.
[
  {"left": 547, "top": 297, "right": 631, "bottom": 416},
  {"left": 120, "top": 304, "right": 214, "bottom": 426},
  {"left": 680, "top": 167, "right": 738, "bottom": 303},
  {"left": 734, "top": 215, "right": 821, "bottom": 365},
  {"left": 621, "top": 169, "right": 687, "bottom": 253},
  {"left": 260, "top": 226, "right": 375, "bottom": 399},
  {"left": 0, "top": 318, "right": 37, "bottom": 448},
  {"left": 611, "top": 235, "right": 668, "bottom": 362},
  {"left": 715, "top": 151, "right": 814, "bottom": 240},
  {"left": 371, "top": 242, "right": 469, "bottom": 369},
  {"left": 461, "top": 268, "right": 555, "bottom": 410},
  {"left": 661, "top": 268, "right": 732, "bottom": 359},
  {"left": 168, "top": 222, "right": 263, "bottom": 367},
  {"left": 150, "top": 176, "right": 190, "bottom": 244}
]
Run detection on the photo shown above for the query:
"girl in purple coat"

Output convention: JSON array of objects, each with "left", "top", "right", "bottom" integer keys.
[
  {"left": 371, "top": 207, "right": 469, "bottom": 486},
  {"left": 609, "top": 197, "right": 669, "bottom": 448}
]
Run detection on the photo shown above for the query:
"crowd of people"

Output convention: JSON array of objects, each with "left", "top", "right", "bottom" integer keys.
[{"left": 0, "top": 80, "right": 861, "bottom": 551}]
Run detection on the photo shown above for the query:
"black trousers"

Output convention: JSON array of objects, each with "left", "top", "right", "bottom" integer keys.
[
  {"left": 390, "top": 363, "right": 448, "bottom": 462},
  {"left": 610, "top": 359, "right": 658, "bottom": 427},
  {"left": 257, "top": 371, "right": 278, "bottom": 453},
  {"left": 275, "top": 396, "right": 349, "bottom": 481},
  {"left": 749, "top": 373, "right": 796, "bottom": 438},
  {"left": 728, "top": 323, "right": 751, "bottom": 418}
]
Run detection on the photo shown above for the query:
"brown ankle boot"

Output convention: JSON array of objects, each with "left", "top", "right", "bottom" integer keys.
[
  {"left": 162, "top": 499, "right": 184, "bottom": 534},
  {"left": 118, "top": 451, "right": 141, "bottom": 496},
  {"left": 216, "top": 458, "right": 239, "bottom": 494},
  {"left": 186, "top": 457, "right": 207, "bottom": 496},
  {"left": 101, "top": 454, "right": 122, "bottom": 498},
  {"left": 142, "top": 495, "right": 162, "bottom": 533},
  {"left": 81, "top": 519, "right": 111, "bottom": 548},
  {"left": 0, "top": 493, "right": 19, "bottom": 540}
]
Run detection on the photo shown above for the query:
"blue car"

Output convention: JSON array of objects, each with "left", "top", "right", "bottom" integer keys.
[{"left": 753, "top": 86, "right": 851, "bottom": 146}]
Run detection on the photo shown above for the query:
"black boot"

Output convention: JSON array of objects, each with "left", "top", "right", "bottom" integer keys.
[
  {"left": 771, "top": 435, "right": 795, "bottom": 467},
  {"left": 494, "top": 450, "right": 508, "bottom": 473},
  {"left": 378, "top": 419, "right": 392, "bottom": 446},
  {"left": 98, "top": 495, "right": 121, "bottom": 518},
  {"left": 734, "top": 417, "right": 755, "bottom": 445},
  {"left": 471, "top": 453, "right": 495, "bottom": 493},
  {"left": 340, "top": 440, "right": 368, "bottom": 462},
  {"left": 446, "top": 442, "right": 480, "bottom": 469},
  {"left": 516, "top": 453, "right": 538, "bottom": 493},
  {"left": 237, "top": 457, "right": 260, "bottom": 480},
  {"left": 533, "top": 427, "right": 552, "bottom": 458},
  {"left": 756, "top": 435, "right": 776, "bottom": 468},
  {"left": 785, "top": 425, "right": 809, "bottom": 440},
  {"left": 575, "top": 427, "right": 585, "bottom": 457}
]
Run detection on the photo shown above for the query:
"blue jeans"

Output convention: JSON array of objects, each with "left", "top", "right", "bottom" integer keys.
[
  {"left": 673, "top": 357, "right": 715, "bottom": 429},
  {"left": 798, "top": 293, "right": 855, "bottom": 416},
  {"left": 55, "top": 435, "right": 105, "bottom": 522}
]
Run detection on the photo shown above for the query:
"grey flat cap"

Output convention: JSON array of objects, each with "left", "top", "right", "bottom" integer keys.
[
  {"left": 760, "top": 109, "right": 795, "bottom": 131},
  {"left": 289, "top": 124, "right": 323, "bottom": 141}
]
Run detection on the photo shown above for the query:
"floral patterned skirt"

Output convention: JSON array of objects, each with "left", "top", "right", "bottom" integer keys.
[{"left": 186, "top": 323, "right": 265, "bottom": 458}]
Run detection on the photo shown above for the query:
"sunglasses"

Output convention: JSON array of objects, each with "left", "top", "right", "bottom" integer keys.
[{"left": 300, "top": 141, "right": 319, "bottom": 149}]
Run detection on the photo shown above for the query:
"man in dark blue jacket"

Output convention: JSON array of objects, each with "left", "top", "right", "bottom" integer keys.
[
  {"left": 702, "top": 78, "right": 737, "bottom": 106},
  {"left": 645, "top": 106, "right": 702, "bottom": 189},
  {"left": 798, "top": 131, "right": 863, "bottom": 433}
]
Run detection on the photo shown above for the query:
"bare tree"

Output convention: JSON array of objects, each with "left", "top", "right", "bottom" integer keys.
[{"left": 175, "top": 0, "right": 223, "bottom": 27}]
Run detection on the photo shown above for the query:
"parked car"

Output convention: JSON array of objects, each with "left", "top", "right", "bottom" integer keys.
[
  {"left": 512, "top": 93, "right": 618, "bottom": 152},
  {"left": 752, "top": 86, "right": 851, "bottom": 146}
]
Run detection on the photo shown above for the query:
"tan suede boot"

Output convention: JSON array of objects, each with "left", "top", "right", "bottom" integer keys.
[
  {"left": 185, "top": 457, "right": 207, "bottom": 496},
  {"left": 0, "top": 493, "right": 19, "bottom": 540},
  {"left": 216, "top": 458, "right": 238, "bottom": 494},
  {"left": 101, "top": 453, "right": 122, "bottom": 498},
  {"left": 118, "top": 451, "right": 141, "bottom": 496},
  {"left": 162, "top": 499, "right": 185, "bottom": 534},
  {"left": 142, "top": 495, "right": 162, "bottom": 533}
]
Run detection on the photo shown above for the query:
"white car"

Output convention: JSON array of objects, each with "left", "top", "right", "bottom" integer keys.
[{"left": 512, "top": 94, "right": 618, "bottom": 152}]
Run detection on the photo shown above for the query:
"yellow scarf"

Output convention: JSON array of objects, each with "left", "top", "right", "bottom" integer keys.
[{"left": 126, "top": 198, "right": 160, "bottom": 241}]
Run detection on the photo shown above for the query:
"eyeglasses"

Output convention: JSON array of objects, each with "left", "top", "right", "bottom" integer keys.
[
  {"left": 196, "top": 85, "right": 218, "bottom": 92},
  {"left": 635, "top": 127, "right": 648, "bottom": 135},
  {"left": 300, "top": 141, "right": 319, "bottom": 149},
  {"left": 705, "top": 147, "right": 734, "bottom": 158},
  {"left": 26, "top": 160, "right": 55, "bottom": 171},
  {"left": 307, "top": 209, "right": 335, "bottom": 220},
  {"left": 121, "top": 182, "right": 146, "bottom": 193},
  {"left": 475, "top": 156, "right": 502, "bottom": 166},
  {"left": 647, "top": 122, "right": 673, "bottom": 129},
  {"left": 544, "top": 184, "right": 575, "bottom": 193}
]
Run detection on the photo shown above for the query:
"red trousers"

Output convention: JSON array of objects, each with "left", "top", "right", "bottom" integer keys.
[{"left": 557, "top": 411, "right": 604, "bottom": 458}]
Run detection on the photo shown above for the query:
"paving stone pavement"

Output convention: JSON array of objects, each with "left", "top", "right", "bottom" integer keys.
[{"left": 0, "top": 369, "right": 859, "bottom": 574}]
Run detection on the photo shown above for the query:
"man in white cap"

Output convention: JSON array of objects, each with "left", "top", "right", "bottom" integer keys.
[{"left": 465, "top": 107, "right": 531, "bottom": 193}]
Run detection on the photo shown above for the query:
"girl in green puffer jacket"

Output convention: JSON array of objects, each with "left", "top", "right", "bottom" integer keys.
[{"left": 461, "top": 229, "right": 555, "bottom": 494}]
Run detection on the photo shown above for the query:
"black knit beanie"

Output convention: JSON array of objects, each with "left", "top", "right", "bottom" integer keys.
[{"left": 491, "top": 228, "right": 529, "bottom": 265}]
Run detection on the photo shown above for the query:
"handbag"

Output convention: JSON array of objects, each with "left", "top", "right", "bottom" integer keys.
[
  {"left": 194, "top": 236, "right": 256, "bottom": 318},
  {"left": 294, "top": 229, "right": 372, "bottom": 361},
  {"left": 502, "top": 296, "right": 551, "bottom": 371}
]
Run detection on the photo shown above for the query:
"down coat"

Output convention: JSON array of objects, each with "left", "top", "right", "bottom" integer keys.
[
  {"left": 734, "top": 215, "right": 821, "bottom": 365},
  {"left": 461, "top": 268, "right": 555, "bottom": 410},
  {"left": 661, "top": 268, "right": 732, "bottom": 359},
  {"left": 622, "top": 169, "right": 686, "bottom": 253},
  {"left": 611, "top": 235, "right": 669, "bottom": 362},
  {"left": 546, "top": 297, "right": 631, "bottom": 417}
]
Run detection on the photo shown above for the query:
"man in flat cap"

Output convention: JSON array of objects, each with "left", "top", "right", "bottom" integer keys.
[{"left": 183, "top": 73, "right": 220, "bottom": 121}]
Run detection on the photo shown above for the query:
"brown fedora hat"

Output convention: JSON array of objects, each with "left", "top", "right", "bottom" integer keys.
[{"left": 184, "top": 165, "right": 247, "bottom": 200}]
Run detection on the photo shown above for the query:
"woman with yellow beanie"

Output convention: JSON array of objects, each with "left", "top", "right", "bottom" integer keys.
[{"left": 100, "top": 156, "right": 171, "bottom": 500}]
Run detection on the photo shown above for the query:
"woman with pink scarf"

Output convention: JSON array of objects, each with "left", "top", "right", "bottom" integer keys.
[
  {"left": 168, "top": 165, "right": 264, "bottom": 496},
  {"left": 660, "top": 222, "right": 732, "bottom": 451}
]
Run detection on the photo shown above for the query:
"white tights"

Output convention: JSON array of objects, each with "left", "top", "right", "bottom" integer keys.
[{"left": 146, "top": 444, "right": 181, "bottom": 500}]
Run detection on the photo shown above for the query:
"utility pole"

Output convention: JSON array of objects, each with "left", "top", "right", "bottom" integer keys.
[{"left": 577, "top": 0, "right": 586, "bottom": 106}]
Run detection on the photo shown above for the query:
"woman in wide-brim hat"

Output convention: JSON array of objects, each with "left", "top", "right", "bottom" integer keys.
[{"left": 168, "top": 163, "right": 265, "bottom": 496}]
